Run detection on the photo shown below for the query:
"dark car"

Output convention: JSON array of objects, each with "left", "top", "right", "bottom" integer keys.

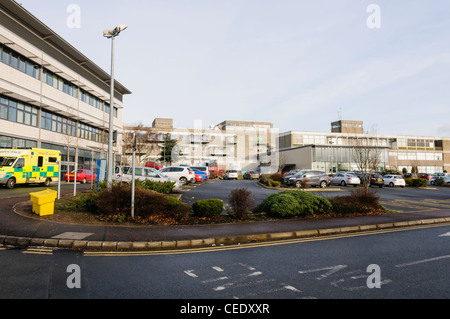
[
  {"left": 356, "top": 172, "right": 384, "bottom": 188},
  {"left": 243, "top": 170, "right": 260, "bottom": 180},
  {"left": 286, "top": 170, "right": 330, "bottom": 188}
]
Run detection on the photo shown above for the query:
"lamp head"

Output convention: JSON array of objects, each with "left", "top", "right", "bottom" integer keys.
[{"left": 103, "top": 24, "right": 128, "bottom": 38}]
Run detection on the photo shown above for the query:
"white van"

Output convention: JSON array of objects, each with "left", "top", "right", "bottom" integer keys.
[{"left": 117, "top": 166, "right": 182, "bottom": 190}]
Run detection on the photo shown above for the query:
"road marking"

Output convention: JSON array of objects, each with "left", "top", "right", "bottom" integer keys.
[
  {"left": 298, "top": 265, "right": 347, "bottom": 280},
  {"left": 395, "top": 255, "right": 450, "bottom": 268},
  {"left": 183, "top": 270, "right": 198, "bottom": 278},
  {"left": 22, "top": 248, "right": 53, "bottom": 255},
  {"left": 439, "top": 232, "right": 450, "bottom": 237},
  {"left": 212, "top": 266, "right": 224, "bottom": 272},
  {"left": 84, "top": 222, "right": 450, "bottom": 257}
]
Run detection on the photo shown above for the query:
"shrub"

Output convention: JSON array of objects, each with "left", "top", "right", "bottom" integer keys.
[
  {"left": 192, "top": 199, "right": 223, "bottom": 218},
  {"left": 136, "top": 179, "right": 176, "bottom": 194},
  {"left": 405, "top": 178, "right": 428, "bottom": 187},
  {"left": 270, "top": 173, "right": 283, "bottom": 183},
  {"left": 96, "top": 183, "right": 190, "bottom": 219},
  {"left": 260, "top": 190, "right": 332, "bottom": 218},
  {"left": 330, "top": 188, "right": 381, "bottom": 215},
  {"left": 57, "top": 191, "right": 100, "bottom": 214},
  {"left": 259, "top": 174, "right": 272, "bottom": 186},
  {"left": 270, "top": 180, "right": 281, "bottom": 187},
  {"left": 228, "top": 188, "right": 254, "bottom": 219},
  {"left": 434, "top": 178, "right": 444, "bottom": 186}
]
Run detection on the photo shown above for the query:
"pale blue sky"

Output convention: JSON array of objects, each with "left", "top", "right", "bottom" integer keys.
[{"left": 18, "top": 0, "right": 450, "bottom": 137}]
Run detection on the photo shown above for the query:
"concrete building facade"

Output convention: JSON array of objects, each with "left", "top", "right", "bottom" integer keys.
[
  {"left": 123, "top": 119, "right": 278, "bottom": 173},
  {"left": 278, "top": 121, "right": 450, "bottom": 174},
  {"left": 0, "top": 1, "right": 130, "bottom": 171}
]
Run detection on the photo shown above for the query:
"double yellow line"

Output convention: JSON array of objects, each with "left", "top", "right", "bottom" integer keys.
[{"left": 84, "top": 222, "right": 450, "bottom": 257}]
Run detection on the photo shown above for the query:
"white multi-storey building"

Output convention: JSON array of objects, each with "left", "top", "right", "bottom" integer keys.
[{"left": 0, "top": 1, "right": 131, "bottom": 171}]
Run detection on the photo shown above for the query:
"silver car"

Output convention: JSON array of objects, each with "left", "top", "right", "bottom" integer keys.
[
  {"left": 118, "top": 166, "right": 182, "bottom": 190},
  {"left": 331, "top": 172, "right": 360, "bottom": 187}
]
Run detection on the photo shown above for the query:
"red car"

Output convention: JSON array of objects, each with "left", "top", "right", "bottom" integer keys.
[
  {"left": 418, "top": 173, "right": 432, "bottom": 180},
  {"left": 64, "top": 169, "right": 97, "bottom": 184},
  {"left": 145, "top": 161, "right": 164, "bottom": 169}
]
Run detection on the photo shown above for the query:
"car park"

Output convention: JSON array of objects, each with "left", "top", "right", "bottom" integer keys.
[
  {"left": 223, "top": 170, "right": 239, "bottom": 180},
  {"left": 64, "top": 169, "right": 97, "bottom": 184},
  {"left": 189, "top": 168, "right": 207, "bottom": 182},
  {"left": 330, "top": 172, "right": 360, "bottom": 187},
  {"left": 243, "top": 171, "right": 260, "bottom": 180},
  {"left": 160, "top": 166, "right": 195, "bottom": 185},
  {"left": 383, "top": 175, "right": 406, "bottom": 188},
  {"left": 286, "top": 170, "right": 330, "bottom": 188},
  {"left": 119, "top": 166, "right": 182, "bottom": 190}
]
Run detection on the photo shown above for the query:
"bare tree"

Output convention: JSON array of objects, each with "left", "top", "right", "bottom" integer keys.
[{"left": 353, "top": 136, "right": 382, "bottom": 195}]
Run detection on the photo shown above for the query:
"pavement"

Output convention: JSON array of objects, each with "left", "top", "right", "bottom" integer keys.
[{"left": 1, "top": 189, "right": 450, "bottom": 252}]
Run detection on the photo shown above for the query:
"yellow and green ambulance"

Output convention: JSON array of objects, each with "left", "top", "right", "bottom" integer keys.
[{"left": 0, "top": 148, "right": 61, "bottom": 189}]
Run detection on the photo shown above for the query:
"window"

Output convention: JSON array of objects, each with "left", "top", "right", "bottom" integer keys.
[
  {"left": 41, "top": 110, "right": 76, "bottom": 136},
  {"left": 0, "top": 95, "right": 38, "bottom": 127},
  {"left": 0, "top": 44, "right": 41, "bottom": 80},
  {"left": 38, "top": 156, "right": 44, "bottom": 167}
]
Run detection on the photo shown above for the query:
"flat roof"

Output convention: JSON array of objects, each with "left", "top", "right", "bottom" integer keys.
[{"left": 0, "top": 0, "right": 131, "bottom": 96}]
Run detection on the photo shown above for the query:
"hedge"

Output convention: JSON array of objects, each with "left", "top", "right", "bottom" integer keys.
[
  {"left": 259, "top": 190, "right": 332, "bottom": 217},
  {"left": 192, "top": 199, "right": 224, "bottom": 218}
]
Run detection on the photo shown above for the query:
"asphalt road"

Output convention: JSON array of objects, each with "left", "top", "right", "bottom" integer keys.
[{"left": 0, "top": 223, "right": 448, "bottom": 301}]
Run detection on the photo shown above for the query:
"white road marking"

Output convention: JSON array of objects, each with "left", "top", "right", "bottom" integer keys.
[{"left": 395, "top": 255, "right": 450, "bottom": 268}]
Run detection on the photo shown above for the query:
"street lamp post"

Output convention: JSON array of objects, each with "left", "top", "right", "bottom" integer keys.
[{"left": 103, "top": 24, "right": 128, "bottom": 188}]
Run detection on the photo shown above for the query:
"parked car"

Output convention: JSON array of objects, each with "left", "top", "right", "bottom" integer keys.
[
  {"left": 115, "top": 166, "right": 130, "bottom": 181},
  {"left": 442, "top": 176, "right": 450, "bottom": 185},
  {"left": 189, "top": 168, "right": 207, "bottom": 182},
  {"left": 119, "top": 166, "right": 182, "bottom": 190},
  {"left": 145, "top": 161, "right": 164, "bottom": 170},
  {"left": 190, "top": 166, "right": 210, "bottom": 178},
  {"left": 418, "top": 173, "right": 433, "bottom": 180},
  {"left": 223, "top": 170, "right": 239, "bottom": 180},
  {"left": 243, "top": 171, "right": 260, "bottom": 180},
  {"left": 283, "top": 170, "right": 309, "bottom": 185},
  {"left": 430, "top": 173, "right": 450, "bottom": 185},
  {"left": 330, "top": 172, "right": 360, "bottom": 187},
  {"left": 287, "top": 170, "right": 330, "bottom": 188},
  {"left": 355, "top": 172, "right": 384, "bottom": 188},
  {"left": 160, "top": 166, "right": 195, "bottom": 185},
  {"left": 383, "top": 175, "right": 406, "bottom": 188},
  {"left": 64, "top": 169, "right": 97, "bottom": 184}
]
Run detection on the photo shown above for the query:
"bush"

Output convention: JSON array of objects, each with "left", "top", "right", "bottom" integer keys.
[
  {"left": 270, "top": 173, "right": 283, "bottom": 183},
  {"left": 96, "top": 183, "right": 190, "bottom": 219},
  {"left": 136, "top": 179, "right": 176, "bottom": 194},
  {"left": 434, "top": 178, "right": 444, "bottom": 186},
  {"left": 228, "top": 188, "right": 254, "bottom": 219},
  {"left": 260, "top": 190, "right": 332, "bottom": 218},
  {"left": 192, "top": 199, "right": 223, "bottom": 218},
  {"left": 330, "top": 188, "right": 381, "bottom": 215},
  {"left": 405, "top": 178, "right": 428, "bottom": 187},
  {"left": 270, "top": 180, "right": 281, "bottom": 187},
  {"left": 57, "top": 191, "right": 100, "bottom": 214}
]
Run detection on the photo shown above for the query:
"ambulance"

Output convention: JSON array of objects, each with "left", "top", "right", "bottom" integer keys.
[{"left": 0, "top": 148, "right": 61, "bottom": 189}]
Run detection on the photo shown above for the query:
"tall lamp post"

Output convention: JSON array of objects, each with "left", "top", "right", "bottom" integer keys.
[{"left": 103, "top": 24, "right": 128, "bottom": 188}]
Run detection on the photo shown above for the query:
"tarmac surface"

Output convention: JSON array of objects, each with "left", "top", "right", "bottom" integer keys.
[{"left": 1, "top": 189, "right": 450, "bottom": 252}]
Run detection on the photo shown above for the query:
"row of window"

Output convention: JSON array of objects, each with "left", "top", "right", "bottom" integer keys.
[
  {"left": 0, "top": 43, "right": 40, "bottom": 79},
  {"left": 0, "top": 42, "right": 117, "bottom": 117},
  {"left": 0, "top": 95, "right": 108, "bottom": 144}
]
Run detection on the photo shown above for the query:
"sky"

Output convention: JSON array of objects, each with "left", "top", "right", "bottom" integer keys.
[{"left": 17, "top": 0, "right": 450, "bottom": 137}]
